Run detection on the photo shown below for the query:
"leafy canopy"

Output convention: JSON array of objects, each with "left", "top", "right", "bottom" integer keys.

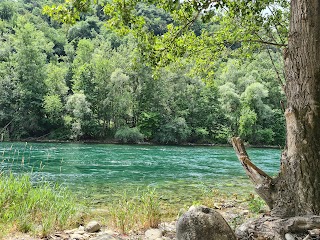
[{"left": 44, "top": 0, "right": 289, "bottom": 66}]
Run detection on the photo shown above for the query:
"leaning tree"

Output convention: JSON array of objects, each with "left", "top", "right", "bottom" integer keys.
[{"left": 45, "top": 0, "right": 320, "bottom": 238}]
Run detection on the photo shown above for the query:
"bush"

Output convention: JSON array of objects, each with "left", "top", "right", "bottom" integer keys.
[
  {"left": 115, "top": 127, "right": 144, "bottom": 143},
  {"left": 255, "top": 128, "right": 275, "bottom": 145},
  {"left": 190, "top": 128, "right": 209, "bottom": 143},
  {"left": 155, "top": 117, "right": 191, "bottom": 144}
]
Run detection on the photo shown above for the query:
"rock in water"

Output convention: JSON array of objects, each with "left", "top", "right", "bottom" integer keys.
[
  {"left": 85, "top": 220, "right": 101, "bottom": 233},
  {"left": 176, "top": 206, "right": 236, "bottom": 240}
]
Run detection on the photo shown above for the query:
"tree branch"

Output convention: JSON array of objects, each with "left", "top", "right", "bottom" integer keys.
[
  {"left": 208, "top": 38, "right": 287, "bottom": 48},
  {"left": 267, "top": 5, "right": 286, "bottom": 46},
  {"left": 157, "top": 10, "right": 202, "bottom": 52},
  {"left": 231, "top": 137, "right": 274, "bottom": 209},
  {"left": 243, "top": 39, "right": 287, "bottom": 47},
  {"left": 266, "top": 47, "right": 285, "bottom": 87},
  {"left": 0, "top": 118, "right": 15, "bottom": 134}
]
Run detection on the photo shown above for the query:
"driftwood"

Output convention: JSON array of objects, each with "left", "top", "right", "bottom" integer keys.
[{"left": 231, "top": 137, "right": 274, "bottom": 209}]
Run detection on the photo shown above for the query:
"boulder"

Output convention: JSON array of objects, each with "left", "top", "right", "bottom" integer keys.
[
  {"left": 85, "top": 220, "right": 101, "bottom": 233},
  {"left": 176, "top": 205, "right": 236, "bottom": 240}
]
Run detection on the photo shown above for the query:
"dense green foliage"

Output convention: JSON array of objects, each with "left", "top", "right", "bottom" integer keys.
[
  {"left": 0, "top": 0, "right": 286, "bottom": 145},
  {"left": 115, "top": 127, "right": 144, "bottom": 143}
]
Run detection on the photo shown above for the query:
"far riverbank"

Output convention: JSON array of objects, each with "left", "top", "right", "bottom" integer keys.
[{"left": 3, "top": 137, "right": 284, "bottom": 149}]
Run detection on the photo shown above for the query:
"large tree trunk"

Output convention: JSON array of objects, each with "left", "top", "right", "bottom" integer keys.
[
  {"left": 233, "top": 0, "right": 320, "bottom": 219},
  {"left": 273, "top": 0, "right": 320, "bottom": 217}
]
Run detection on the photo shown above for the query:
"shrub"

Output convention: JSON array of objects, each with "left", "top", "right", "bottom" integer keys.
[
  {"left": 189, "top": 127, "right": 209, "bottom": 143},
  {"left": 255, "top": 128, "right": 275, "bottom": 145},
  {"left": 114, "top": 127, "right": 144, "bottom": 143},
  {"left": 155, "top": 117, "right": 191, "bottom": 144}
]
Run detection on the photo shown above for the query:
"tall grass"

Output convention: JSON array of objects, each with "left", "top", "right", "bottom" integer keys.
[
  {"left": 109, "top": 188, "right": 161, "bottom": 234},
  {"left": 0, "top": 173, "right": 84, "bottom": 238}
]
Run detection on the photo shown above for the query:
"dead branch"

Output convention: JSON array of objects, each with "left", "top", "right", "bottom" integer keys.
[{"left": 231, "top": 137, "right": 274, "bottom": 208}]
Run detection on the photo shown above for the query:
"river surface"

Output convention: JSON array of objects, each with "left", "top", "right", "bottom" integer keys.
[{"left": 0, "top": 142, "right": 281, "bottom": 203}]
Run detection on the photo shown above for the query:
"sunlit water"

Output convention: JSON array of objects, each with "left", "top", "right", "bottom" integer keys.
[{"left": 0, "top": 142, "right": 281, "bottom": 204}]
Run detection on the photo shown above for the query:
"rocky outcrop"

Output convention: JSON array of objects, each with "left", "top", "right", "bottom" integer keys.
[{"left": 176, "top": 206, "right": 236, "bottom": 240}]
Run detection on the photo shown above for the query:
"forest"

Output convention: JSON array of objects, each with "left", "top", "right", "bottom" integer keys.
[{"left": 0, "top": 0, "right": 286, "bottom": 145}]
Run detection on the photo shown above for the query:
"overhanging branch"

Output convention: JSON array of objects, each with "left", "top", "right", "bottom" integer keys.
[{"left": 157, "top": 10, "right": 202, "bottom": 52}]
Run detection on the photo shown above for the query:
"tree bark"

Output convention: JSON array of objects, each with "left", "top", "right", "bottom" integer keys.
[
  {"left": 233, "top": 0, "right": 320, "bottom": 218},
  {"left": 273, "top": 0, "right": 320, "bottom": 217}
]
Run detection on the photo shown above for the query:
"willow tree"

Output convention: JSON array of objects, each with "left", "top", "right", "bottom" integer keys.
[{"left": 45, "top": 0, "right": 320, "bottom": 237}]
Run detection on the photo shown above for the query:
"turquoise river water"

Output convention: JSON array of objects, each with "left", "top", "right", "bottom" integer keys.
[{"left": 0, "top": 142, "right": 281, "bottom": 204}]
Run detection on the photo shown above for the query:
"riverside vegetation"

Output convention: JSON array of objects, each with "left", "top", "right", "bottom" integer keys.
[
  {"left": 0, "top": 0, "right": 285, "bottom": 146},
  {"left": 0, "top": 170, "right": 266, "bottom": 238},
  {"left": 0, "top": 173, "right": 83, "bottom": 238}
]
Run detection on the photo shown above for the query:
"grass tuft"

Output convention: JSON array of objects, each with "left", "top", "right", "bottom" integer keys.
[
  {"left": 109, "top": 188, "right": 161, "bottom": 234},
  {"left": 0, "top": 173, "right": 84, "bottom": 238}
]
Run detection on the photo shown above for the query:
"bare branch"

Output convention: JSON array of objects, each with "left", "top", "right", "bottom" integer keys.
[
  {"left": 231, "top": 137, "right": 274, "bottom": 208},
  {"left": 267, "top": 6, "right": 286, "bottom": 45},
  {"left": 266, "top": 47, "right": 285, "bottom": 87},
  {"left": 243, "top": 39, "right": 287, "bottom": 47}
]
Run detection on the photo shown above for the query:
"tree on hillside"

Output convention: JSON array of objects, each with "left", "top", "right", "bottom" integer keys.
[
  {"left": 45, "top": 0, "right": 320, "bottom": 237},
  {"left": 12, "top": 17, "right": 53, "bottom": 138}
]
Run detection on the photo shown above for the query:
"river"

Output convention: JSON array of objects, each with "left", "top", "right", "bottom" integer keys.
[{"left": 0, "top": 142, "right": 281, "bottom": 204}]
